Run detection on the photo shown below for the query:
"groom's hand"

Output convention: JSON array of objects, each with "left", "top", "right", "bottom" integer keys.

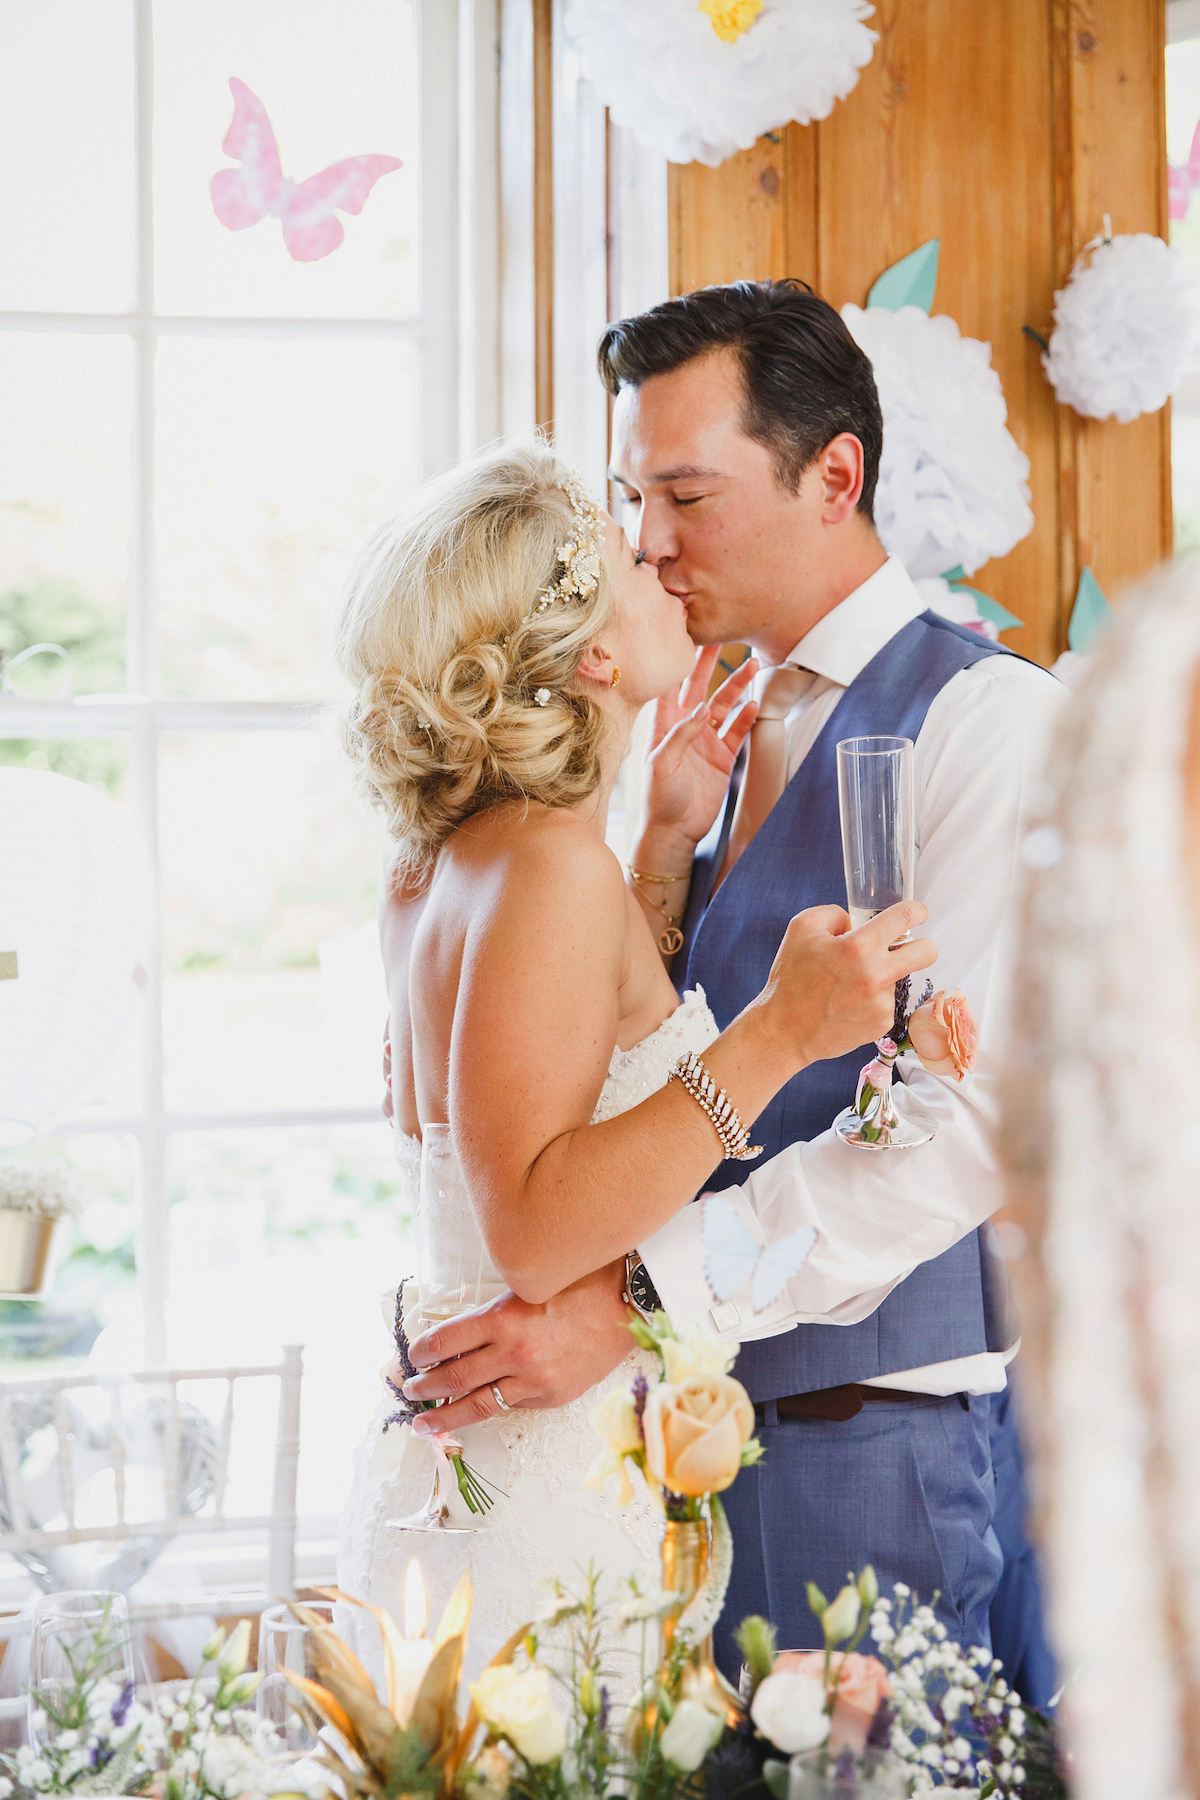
[{"left": 402, "top": 1260, "right": 634, "bottom": 1433}]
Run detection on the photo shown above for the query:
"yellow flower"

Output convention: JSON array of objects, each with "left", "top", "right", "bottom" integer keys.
[
  {"left": 591, "top": 1385, "right": 642, "bottom": 1454},
  {"left": 661, "top": 1325, "right": 736, "bottom": 1385},
  {"left": 698, "top": 0, "right": 764, "bottom": 45}
]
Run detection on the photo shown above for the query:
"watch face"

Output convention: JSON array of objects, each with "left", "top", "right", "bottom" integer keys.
[{"left": 629, "top": 1261, "right": 660, "bottom": 1316}]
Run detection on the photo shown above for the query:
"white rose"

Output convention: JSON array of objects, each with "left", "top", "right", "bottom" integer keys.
[
  {"left": 660, "top": 1699, "right": 725, "bottom": 1773},
  {"left": 661, "top": 1325, "right": 736, "bottom": 1384},
  {"left": 751, "top": 1671, "right": 831, "bottom": 1754},
  {"left": 471, "top": 1664, "right": 567, "bottom": 1766}
]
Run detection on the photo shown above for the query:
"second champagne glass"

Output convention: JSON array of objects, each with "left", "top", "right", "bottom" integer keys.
[
  {"left": 389, "top": 1124, "right": 505, "bottom": 1533},
  {"left": 28, "top": 1590, "right": 135, "bottom": 1755},
  {"left": 832, "top": 735, "right": 936, "bottom": 1151},
  {"left": 257, "top": 1600, "right": 335, "bottom": 1754}
]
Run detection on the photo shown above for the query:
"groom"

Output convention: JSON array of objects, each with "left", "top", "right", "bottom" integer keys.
[{"left": 406, "top": 279, "right": 1062, "bottom": 1700}]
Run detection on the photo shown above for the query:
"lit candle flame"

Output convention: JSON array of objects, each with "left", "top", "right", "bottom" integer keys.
[{"left": 404, "top": 1558, "right": 428, "bottom": 1640}]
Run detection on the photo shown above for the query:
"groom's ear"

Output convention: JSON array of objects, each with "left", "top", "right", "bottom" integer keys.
[{"left": 816, "top": 433, "right": 865, "bottom": 524}]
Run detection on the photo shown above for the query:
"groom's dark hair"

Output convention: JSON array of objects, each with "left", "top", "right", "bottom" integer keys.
[{"left": 597, "top": 278, "right": 883, "bottom": 521}]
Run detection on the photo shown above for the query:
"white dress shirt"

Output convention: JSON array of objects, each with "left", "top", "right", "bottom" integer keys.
[{"left": 638, "top": 556, "right": 1067, "bottom": 1395}]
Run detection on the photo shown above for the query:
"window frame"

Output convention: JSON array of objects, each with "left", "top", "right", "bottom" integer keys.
[{"left": 0, "top": 0, "right": 495, "bottom": 1548}]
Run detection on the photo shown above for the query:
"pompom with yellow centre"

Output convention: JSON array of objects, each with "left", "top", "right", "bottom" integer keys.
[{"left": 698, "top": 0, "right": 764, "bottom": 44}]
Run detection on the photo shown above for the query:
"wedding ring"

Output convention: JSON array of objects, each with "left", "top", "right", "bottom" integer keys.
[{"left": 491, "top": 1383, "right": 513, "bottom": 1413}]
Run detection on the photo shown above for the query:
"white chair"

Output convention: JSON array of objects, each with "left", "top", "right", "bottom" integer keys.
[{"left": 0, "top": 1345, "right": 303, "bottom": 1662}]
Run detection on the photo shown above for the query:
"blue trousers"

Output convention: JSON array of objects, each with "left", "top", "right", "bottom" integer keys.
[
  {"left": 987, "top": 1384, "right": 1059, "bottom": 1710},
  {"left": 716, "top": 1392, "right": 1002, "bottom": 1678}
]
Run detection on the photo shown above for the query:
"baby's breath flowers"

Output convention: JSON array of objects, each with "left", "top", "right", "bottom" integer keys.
[{"left": 741, "top": 1573, "right": 1051, "bottom": 1798}]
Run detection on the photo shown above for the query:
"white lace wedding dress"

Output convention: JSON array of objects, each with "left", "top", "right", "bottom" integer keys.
[
  {"left": 336, "top": 987, "right": 719, "bottom": 1686},
  {"left": 1006, "top": 561, "right": 1200, "bottom": 1800}
]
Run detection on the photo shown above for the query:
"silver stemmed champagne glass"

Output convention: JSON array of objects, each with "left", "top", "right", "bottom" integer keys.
[
  {"left": 832, "top": 735, "right": 937, "bottom": 1151},
  {"left": 389, "top": 1123, "right": 506, "bottom": 1533}
]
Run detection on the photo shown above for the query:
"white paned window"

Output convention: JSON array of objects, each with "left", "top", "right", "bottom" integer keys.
[{"left": 0, "top": 0, "right": 485, "bottom": 1551}]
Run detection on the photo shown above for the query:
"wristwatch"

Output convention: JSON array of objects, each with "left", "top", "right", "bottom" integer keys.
[{"left": 623, "top": 1253, "right": 663, "bottom": 1320}]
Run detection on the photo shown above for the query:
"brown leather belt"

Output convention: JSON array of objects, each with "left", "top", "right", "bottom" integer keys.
[{"left": 755, "top": 1384, "right": 960, "bottom": 1423}]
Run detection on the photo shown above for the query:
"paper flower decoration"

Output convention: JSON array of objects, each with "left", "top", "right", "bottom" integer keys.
[
  {"left": 210, "top": 78, "right": 402, "bottom": 263},
  {"left": 1042, "top": 233, "right": 1197, "bottom": 423},
  {"left": 842, "top": 249, "right": 1033, "bottom": 581},
  {"left": 914, "top": 575, "right": 1024, "bottom": 642},
  {"left": 563, "top": 0, "right": 876, "bottom": 168}
]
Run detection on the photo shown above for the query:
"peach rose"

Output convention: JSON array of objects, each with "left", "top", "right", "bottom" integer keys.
[
  {"left": 774, "top": 1651, "right": 892, "bottom": 1755},
  {"left": 641, "top": 1374, "right": 755, "bottom": 1497},
  {"left": 906, "top": 988, "right": 979, "bottom": 1081}
]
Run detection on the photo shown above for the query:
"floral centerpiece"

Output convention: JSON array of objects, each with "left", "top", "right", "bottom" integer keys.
[
  {"left": 0, "top": 1318, "right": 1063, "bottom": 1800},
  {"left": 5, "top": 1617, "right": 316, "bottom": 1800},
  {"left": 740, "top": 1574, "right": 1065, "bottom": 1798}
]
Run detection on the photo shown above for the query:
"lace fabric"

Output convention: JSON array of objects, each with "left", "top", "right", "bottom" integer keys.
[
  {"left": 336, "top": 987, "right": 720, "bottom": 1687},
  {"left": 1006, "top": 563, "right": 1200, "bottom": 1800}
]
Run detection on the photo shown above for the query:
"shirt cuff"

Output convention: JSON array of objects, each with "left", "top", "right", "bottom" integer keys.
[{"left": 638, "top": 1191, "right": 795, "bottom": 1342}]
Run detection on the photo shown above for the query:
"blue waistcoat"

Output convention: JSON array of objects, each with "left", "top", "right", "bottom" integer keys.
[{"left": 680, "top": 610, "right": 1014, "bottom": 1402}]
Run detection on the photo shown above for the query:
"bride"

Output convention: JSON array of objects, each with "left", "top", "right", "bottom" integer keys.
[{"left": 333, "top": 438, "right": 933, "bottom": 1673}]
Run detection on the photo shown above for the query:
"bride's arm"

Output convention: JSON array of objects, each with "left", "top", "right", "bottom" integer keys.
[{"left": 451, "top": 827, "right": 933, "bottom": 1305}]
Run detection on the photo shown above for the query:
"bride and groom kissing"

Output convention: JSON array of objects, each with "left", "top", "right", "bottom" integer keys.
[{"left": 335, "top": 277, "right": 1065, "bottom": 1706}]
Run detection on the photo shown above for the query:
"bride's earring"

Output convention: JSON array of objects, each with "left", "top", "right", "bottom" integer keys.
[{"left": 611, "top": 666, "right": 621, "bottom": 689}]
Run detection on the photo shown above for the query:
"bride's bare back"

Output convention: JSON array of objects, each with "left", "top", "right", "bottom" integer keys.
[{"left": 386, "top": 801, "right": 681, "bottom": 1140}]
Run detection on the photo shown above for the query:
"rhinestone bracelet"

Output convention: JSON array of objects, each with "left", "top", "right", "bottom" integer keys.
[{"left": 668, "top": 1049, "right": 763, "bottom": 1162}]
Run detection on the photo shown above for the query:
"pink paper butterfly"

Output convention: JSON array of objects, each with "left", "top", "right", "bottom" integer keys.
[
  {"left": 210, "top": 77, "right": 402, "bottom": 263},
  {"left": 1169, "top": 118, "right": 1200, "bottom": 224}
]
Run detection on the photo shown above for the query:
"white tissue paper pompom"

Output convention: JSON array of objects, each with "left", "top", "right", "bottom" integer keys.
[
  {"left": 563, "top": 0, "right": 876, "bottom": 168},
  {"left": 913, "top": 577, "right": 999, "bottom": 641},
  {"left": 1042, "top": 233, "right": 1197, "bottom": 423},
  {"left": 841, "top": 304, "right": 1034, "bottom": 580}
]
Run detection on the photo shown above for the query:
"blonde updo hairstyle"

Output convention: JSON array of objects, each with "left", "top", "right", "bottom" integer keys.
[{"left": 337, "top": 439, "right": 614, "bottom": 881}]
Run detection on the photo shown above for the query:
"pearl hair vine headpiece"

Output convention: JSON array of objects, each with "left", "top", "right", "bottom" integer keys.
[{"left": 524, "top": 472, "right": 605, "bottom": 623}]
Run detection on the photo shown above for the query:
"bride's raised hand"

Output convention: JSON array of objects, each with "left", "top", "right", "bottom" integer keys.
[
  {"left": 758, "top": 899, "right": 938, "bottom": 1072},
  {"left": 642, "top": 646, "right": 759, "bottom": 851}
]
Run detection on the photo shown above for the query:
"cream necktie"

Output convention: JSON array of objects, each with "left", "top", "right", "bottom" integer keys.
[{"left": 716, "top": 663, "right": 815, "bottom": 888}]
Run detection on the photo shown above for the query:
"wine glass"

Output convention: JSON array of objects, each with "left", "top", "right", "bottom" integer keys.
[
  {"left": 832, "top": 735, "right": 937, "bottom": 1151},
  {"left": 256, "top": 1600, "right": 335, "bottom": 1754},
  {"left": 389, "top": 1124, "right": 505, "bottom": 1533},
  {"left": 28, "top": 1590, "right": 135, "bottom": 1754}
]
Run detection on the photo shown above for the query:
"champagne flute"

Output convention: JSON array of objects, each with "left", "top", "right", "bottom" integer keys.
[
  {"left": 28, "top": 1590, "right": 135, "bottom": 1754},
  {"left": 832, "top": 735, "right": 936, "bottom": 1151},
  {"left": 389, "top": 1124, "right": 506, "bottom": 1533},
  {"left": 257, "top": 1600, "right": 336, "bottom": 1754}
]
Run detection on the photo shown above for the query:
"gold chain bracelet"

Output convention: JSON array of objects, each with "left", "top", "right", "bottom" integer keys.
[
  {"left": 628, "top": 865, "right": 688, "bottom": 957},
  {"left": 668, "top": 1050, "right": 763, "bottom": 1162}
]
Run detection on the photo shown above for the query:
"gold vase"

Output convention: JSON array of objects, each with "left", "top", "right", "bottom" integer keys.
[
  {"left": 656, "top": 1515, "right": 743, "bottom": 1726},
  {"left": 0, "top": 1208, "right": 58, "bottom": 1294}
]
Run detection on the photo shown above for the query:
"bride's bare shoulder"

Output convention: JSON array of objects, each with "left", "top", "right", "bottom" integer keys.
[{"left": 446, "top": 803, "right": 624, "bottom": 899}]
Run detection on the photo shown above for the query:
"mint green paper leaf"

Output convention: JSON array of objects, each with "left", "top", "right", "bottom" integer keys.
[
  {"left": 1067, "top": 565, "right": 1112, "bottom": 654},
  {"left": 867, "top": 239, "right": 940, "bottom": 313},
  {"left": 949, "top": 580, "right": 1025, "bottom": 633}
]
